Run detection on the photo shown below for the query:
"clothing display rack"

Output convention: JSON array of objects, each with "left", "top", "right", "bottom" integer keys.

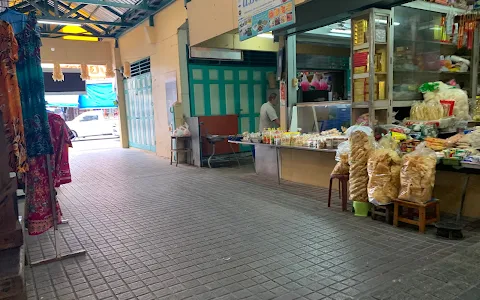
[
  {"left": 0, "top": 3, "right": 86, "bottom": 265},
  {"left": 29, "top": 136, "right": 86, "bottom": 266}
]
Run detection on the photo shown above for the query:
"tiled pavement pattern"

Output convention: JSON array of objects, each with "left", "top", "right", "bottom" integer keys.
[{"left": 24, "top": 145, "right": 480, "bottom": 300}]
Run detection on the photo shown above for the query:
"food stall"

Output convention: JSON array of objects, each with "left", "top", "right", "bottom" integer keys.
[{"left": 230, "top": 1, "right": 480, "bottom": 219}]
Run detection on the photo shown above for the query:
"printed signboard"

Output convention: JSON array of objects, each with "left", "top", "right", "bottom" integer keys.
[{"left": 238, "top": 0, "right": 295, "bottom": 41}]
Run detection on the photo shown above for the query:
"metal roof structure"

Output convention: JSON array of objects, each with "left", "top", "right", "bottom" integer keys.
[{"left": 10, "top": 0, "right": 175, "bottom": 38}]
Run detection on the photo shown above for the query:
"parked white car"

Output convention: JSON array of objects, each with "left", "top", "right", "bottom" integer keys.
[{"left": 66, "top": 111, "right": 115, "bottom": 138}]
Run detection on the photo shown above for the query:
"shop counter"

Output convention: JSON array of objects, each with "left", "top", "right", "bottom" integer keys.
[
  {"left": 434, "top": 163, "right": 480, "bottom": 219},
  {"left": 230, "top": 141, "right": 480, "bottom": 218},
  {"left": 229, "top": 141, "right": 337, "bottom": 188}
]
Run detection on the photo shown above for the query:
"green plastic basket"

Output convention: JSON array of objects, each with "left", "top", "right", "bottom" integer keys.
[{"left": 353, "top": 201, "right": 371, "bottom": 217}]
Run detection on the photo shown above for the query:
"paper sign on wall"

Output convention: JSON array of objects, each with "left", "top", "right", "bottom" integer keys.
[{"left": 238, "top": 0, "right": 296, "bottom": 41}]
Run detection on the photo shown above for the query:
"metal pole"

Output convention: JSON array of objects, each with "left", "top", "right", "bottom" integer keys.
[
  {"left": 45, "top": 155, "right": 59, "bottom": 257},
  {"left": 470, "top": 26, "right": 480, "bottom": 114},
  {"left": 274, "top": 146, "right": 282, "bottom": 184}
]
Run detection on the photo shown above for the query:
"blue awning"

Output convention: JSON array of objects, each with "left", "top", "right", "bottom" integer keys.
[
  {"left": 78, "top": 83, "right": 117, "bottom": 109},
  {"left": 45, "top": 95, "right": 79, "bottom": 107}
]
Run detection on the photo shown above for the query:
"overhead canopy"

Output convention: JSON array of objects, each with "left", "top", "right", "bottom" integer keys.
[
  {"left": 274, "top": 0, "right": 412, "bottom": 36},
  {"left": 45, "top": 94, "right": 79, "bottom": 107},
  {"left": 10, "top": 0, "right": 175, "bottom": 38},
  {"left": 79, "top": 83, "right": 117, "bottom": 108}
]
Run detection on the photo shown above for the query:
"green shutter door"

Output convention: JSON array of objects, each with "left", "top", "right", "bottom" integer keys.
[
  {"left": 189, "top": 65, "right": 273, "bottom": 150},
  {"left": 124, "top": 73, "right": 156, "bottom": 152}
]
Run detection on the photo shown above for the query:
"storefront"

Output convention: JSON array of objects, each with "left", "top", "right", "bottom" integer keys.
[{"left": 233, "top": 0, "right": 480, "bottom": 219}]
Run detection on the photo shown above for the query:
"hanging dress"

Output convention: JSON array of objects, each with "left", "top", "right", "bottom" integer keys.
[
  {"left": 47, "top": 112, "right": 72, "bottom": 187},
  {"left": 25, "top": 113, "right": 71, "bottom": 235},
  {"left": 20, "top": 13, "right": 61, "bottom": 236},
  {"left": 25, "top": 154, "right": 63, "bottom": 235},
  {"left": 16, "top": 12, "right": 53, "bottom": 157},
  {"left": 0, "top": 20, "right": 27, "bottom": 173}
]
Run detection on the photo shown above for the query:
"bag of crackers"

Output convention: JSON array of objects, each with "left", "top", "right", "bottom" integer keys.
[
  {"left": 346, "top": 126, "right": 374, "bottom": 202},
  {"left": 331, "top": 141, "right": 350, "bottom": 175},
  {"left": 367, "top": 136, "right": 402, "bottom": 205},
  {"left": 398, "top": 142, "right": 437, "bottom": 203}
]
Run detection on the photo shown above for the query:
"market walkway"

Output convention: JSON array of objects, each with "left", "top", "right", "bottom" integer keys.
[{"left": 25, "top": 146, "right": 480, "bottom": 300}]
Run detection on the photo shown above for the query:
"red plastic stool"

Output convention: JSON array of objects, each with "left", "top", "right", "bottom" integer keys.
[{"left": 328, "top": 174, "right": 349, "bottom": 211}]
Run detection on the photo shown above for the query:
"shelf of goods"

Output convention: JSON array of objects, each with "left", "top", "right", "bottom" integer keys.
[
  {"left": 392, "top": 4, "right": 479, "bottom": 111},
  {"left": 351, "top": 3, "right": 480, "bottom": 124},
  {"left": 351, "top": 8, "right": 393, "bottom": 127}
]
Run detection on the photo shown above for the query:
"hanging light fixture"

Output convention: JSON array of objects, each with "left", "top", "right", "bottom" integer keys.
[{"left": 52, "top": 62, "right": 64, "bottom": 82}]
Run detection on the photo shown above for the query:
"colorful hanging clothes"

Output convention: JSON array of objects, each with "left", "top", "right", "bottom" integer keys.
[
  {"left": 16, "top": 12, "right": 53, "bottom": 158},
  {"left": 0, "top": 20, "right": 27, "bottom": 173},
  {"left": 48, "top": 112, "right": 72, "bottom": 187},
  {"left": 25, "top": 113, "right": 72, "bottom": 235},
  {"left": 25, "top": 155, "right": 62, "bottom": 235}
]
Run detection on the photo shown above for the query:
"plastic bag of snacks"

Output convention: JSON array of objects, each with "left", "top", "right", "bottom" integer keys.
[
  {"left": 420, "top": 81, "right": 470, "bottom": 120},
  {"left": 331, "top": 141, "right": 350, "bottom": 175},
  {"left": 173, "top": 123, "right": 191, "bottom": 137},
  {"left": 410, "top": 101, "right": 444, "bottom": 121},
  {"left": 310, "top": 74, "right": 321, "bottom": 90},
  {"left": 398, "top": 143, "right": 437, "bottom": 203},
  {"left": 347, "top": 126, "right": 373, "bottom": 202},
  {"left": 367, "top": 136, "right": 402, "bottom": 205},
  {"left": 300, "top": 74, "right": 310, "bottom": 92}
]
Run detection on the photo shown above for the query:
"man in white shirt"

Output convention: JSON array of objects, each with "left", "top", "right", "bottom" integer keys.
[{"left": 259, "top": 92, "right": 280, "bottom": 131}]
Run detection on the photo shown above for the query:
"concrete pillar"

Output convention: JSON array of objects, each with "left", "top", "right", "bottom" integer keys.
[{"left": 113, "top": 45, "right": 129, "bottom": 148}]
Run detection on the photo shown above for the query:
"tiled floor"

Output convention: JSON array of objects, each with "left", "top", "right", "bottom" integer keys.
[{"left": 24, "top": 145, "right": 480, "bottom": 300}]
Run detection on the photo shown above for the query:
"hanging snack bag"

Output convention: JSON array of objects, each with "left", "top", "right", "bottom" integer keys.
[
  {"left": 398, "top": 143, "right": 437, "bottom": 203},
  {"left": 367, "top": 136, "right": 402, "bottom": 205},
  {"left": 300, "top": 74, "right": 310, "bottom": 92},
  {"left": 310, "top": 74, "right": 322, "bottom": 90},
  {"left": 347, "top": 126, "right": 373, "bottom": 202}
]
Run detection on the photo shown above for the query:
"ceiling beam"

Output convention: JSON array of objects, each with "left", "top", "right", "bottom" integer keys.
[
  {"left": 59, "top": 0, "right": 155, "bottom": 10},
  {"left": 102, "top": 6, "right": 123, "bottom": 18},
  {"left": 10, "top": 1, "right": 31, "bottom": 9},
  {"left": 38, "top": 16, "right": 133, "bottom": 26},
  {"left": 61, "top": 3, "right": 87, "bottom": 18},
  {"left": 55, "top": 1, "right": 108, "bottom": 33},
  {"left": 26, "top": 0, "right": 52, "bottom": 16},
  {"left": 115, "top": 0, "right": 174, "bottom": 38},
  {"left": 40, "top": 31, "right": 114, "bottom": 38},
  {"left": 30, "top": 1, "right": 105, "bottom": 36},
  {"left": 54, "top": 0, "right": 59, "bottom": 17}
]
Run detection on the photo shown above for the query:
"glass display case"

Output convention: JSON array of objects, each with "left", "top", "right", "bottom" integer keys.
[
  {"left": 347, "top": 3, "right": 478, "bottom": 125},
  {"left": 351, "top": 8, "right": 393, "bottom": 126},
  {"left": 291, "top": 101, "right": 351, "bottom": 133},
  {"left": 392, "top": 6, "right": 471, "bottom": 105}
]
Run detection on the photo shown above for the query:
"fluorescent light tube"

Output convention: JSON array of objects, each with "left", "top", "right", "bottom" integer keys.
[
  {"left": 38, "top": 20, "right": 82, "bottom": 27},
  {"left": 331, "top": 28, "right": 351, "bottom": 34}
]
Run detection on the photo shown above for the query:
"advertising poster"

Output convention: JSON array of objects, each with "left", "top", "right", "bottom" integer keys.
[{"left": 238, "top": 0, "right": 296, "bottom": 41}]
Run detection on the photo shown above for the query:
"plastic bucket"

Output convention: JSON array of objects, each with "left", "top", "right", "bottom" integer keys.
[{"left": 353, "top": 201, "right": 371, "bottom": 217}]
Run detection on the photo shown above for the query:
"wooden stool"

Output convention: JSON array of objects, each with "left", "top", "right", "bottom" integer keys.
[
  {"left": 371, "top": 204, "right": 394, "bottom": 224},
  {"left": 328, "top": 174, "right": 349, "bottom": 211},
  {"left": 393, "top": 199, "right": 440, "bottom": 233}
]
